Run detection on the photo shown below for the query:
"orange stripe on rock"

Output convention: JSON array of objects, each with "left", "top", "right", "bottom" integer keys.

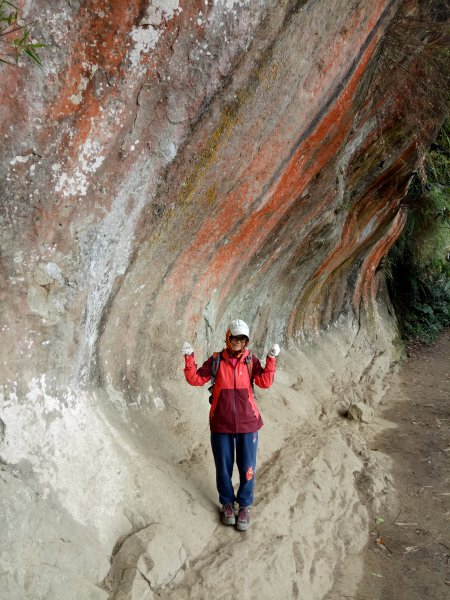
[
  {"left": 190, "top": 32, "right": 383, "bottom": 313},
  {"left": 353, "top": 207, "right": 407, "bottom": 311},
  {"left": 161, "top": 5, "right": 390, "bottom": 331},
  {"left": 51, "top": 1, "right": 143, "bottom": 119}
]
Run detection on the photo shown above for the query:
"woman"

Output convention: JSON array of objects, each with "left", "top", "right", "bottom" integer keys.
[{"left": 183, "top": 319, "right": 279, "bottom": 531}]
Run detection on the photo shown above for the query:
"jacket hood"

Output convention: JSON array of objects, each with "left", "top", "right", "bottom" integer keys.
[{"left": 225, "top": 329, "right": 249, "bottom": 357}]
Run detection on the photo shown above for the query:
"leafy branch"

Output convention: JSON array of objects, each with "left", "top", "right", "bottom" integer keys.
[{"left": 0, "top": 0, "right": 45, "bottom": 66}]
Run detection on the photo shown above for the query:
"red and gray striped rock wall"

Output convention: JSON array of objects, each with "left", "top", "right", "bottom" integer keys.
[
  {"left": 1, "top": 0, "right": 442, "bottom": 403},
  {"left": 0, "top": 1, "right": 446, "bottom": 597},
  {"left": 0, "top": 1, "right": 440, "bottom": 394}
]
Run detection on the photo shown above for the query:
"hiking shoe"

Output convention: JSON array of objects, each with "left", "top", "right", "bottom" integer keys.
[
  {"left": 236, "top": 506, "right": 250, "bottom": 531},
  {"left": 220, "top": 503, "right": 236, "bottom": 526}
]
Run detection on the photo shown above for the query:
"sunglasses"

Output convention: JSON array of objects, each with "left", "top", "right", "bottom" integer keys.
[{"left": 230, "top": 335, "right": 248, "bottom": 342}]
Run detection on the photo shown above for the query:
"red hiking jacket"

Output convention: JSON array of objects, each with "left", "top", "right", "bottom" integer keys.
[{"left": 184, "top": 348, "right": 276, "bottom": 433}]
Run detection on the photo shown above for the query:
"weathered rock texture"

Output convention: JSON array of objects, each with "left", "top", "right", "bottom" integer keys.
[{"left": 0, "top": 1, "right": 447, "bottom": 599}]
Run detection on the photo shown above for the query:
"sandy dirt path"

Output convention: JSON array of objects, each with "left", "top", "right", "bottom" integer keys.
[{"left": 327, "top": 329, "right": 450, "bottom": 600}]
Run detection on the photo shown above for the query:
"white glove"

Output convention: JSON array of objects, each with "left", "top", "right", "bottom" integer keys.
[
  {"left": 268, "top": 343, "right": 280, "bottom": 358},
  {"left": 182, "top": 341, "right": 194, "bottom": 355}
]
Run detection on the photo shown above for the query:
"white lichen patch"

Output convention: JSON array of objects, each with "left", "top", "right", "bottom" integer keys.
[
  {"left": 214, "top": 0, "right": 254, "bottom": 14},
  {"left": 129, "top": 26, "right": 160, "bottom": 67},
  {"left": 9, "top": 154, "right": 32, "bottom": 166},
  {"left": 128, "top": 0, "right": 180, "bottom": 68},
  {"left": 55, "top": 137, "right": 105, "bottom": 197}
]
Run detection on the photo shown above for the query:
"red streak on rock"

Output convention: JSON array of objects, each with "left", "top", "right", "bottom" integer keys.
[
  {"left": 34, "top": 2, "right": 187, "bottom": 250},
  {"left": 50, "top": 1, "right": 142, "bottom": 119},
  {"left": 353, "top": 207, "right": 407, "bottom": 311},
  {"left": 172, "top": 30, "right": 383, "bottom": 322},
  {"left": 291, "top": 140, "right": 416, "bottom": 334},
  {"left": 310, "top": 133, "right": 417, "bottom": 287}
]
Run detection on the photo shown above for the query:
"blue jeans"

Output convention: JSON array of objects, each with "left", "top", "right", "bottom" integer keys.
[{"left": 210, "top": 431, "right": 258, "bottom": 507}]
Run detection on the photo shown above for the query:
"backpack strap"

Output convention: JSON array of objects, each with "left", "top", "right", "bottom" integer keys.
[
  {"left": 245, "top": 352, "right": 254, "bottom": 387},
  {"left": 208, "top": 351, "right": 221, "bottom": 404},
  {"left": 210, "top": 351, "right": 221, "bottom": 387}
]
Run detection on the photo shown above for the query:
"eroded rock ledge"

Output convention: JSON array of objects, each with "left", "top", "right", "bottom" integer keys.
[{"left": 0, "top": 0, "right": 446, "bottom": 598}]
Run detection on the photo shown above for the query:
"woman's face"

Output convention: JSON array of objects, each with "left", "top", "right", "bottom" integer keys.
[{"left": 229, "top": 335, "right": 248, "bottom": 352}]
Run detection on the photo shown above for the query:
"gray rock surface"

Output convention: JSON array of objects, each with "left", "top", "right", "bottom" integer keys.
[{"left": 0, "top": 0, "right": 445, "bottom": 598}]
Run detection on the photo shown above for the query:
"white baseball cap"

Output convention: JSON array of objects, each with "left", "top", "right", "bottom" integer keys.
[{"left": 228, "top": 319, "right": 250, "bottom": 338}]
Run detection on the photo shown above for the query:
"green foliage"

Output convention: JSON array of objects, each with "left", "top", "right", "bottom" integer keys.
[
  {"left": 0, "top": 0, "right": 45, "bottom": 66},
  {"left": 387, "top": 119, "right": 450, "bottom": 343}
]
